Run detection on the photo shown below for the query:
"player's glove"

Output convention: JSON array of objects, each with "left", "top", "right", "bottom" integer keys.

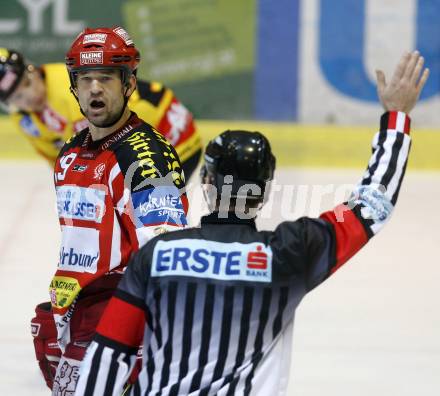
[{"left": 30, "top": 301, "right": 62, "bottom": 390}]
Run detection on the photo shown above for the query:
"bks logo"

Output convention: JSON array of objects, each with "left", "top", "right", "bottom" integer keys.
[
  {"left": 56, "top": 186, "right": 105, "bottom": 223},
  {"left": 58, "top": 199, "right": 102, "bottom": 221}
]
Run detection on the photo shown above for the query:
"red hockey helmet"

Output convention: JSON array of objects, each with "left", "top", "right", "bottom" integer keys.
[{"left": 65, "top": 26, "right": 140, "bottom": 87}]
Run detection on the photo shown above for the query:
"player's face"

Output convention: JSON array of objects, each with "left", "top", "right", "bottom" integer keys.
[
  {"left": 75, "top": 69, "right": 128, "bottom": 128},
  {"left": 7, "top": 68, "right": 47, "bottom": 113}
]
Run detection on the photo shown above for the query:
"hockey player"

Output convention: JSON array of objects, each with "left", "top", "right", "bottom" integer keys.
[
  {"left": 0, "top": 47, "right": 201, "bottom": 177},
  {"left": 30, "top": 27, "right": 189, "bottom": 395},
  {"left": 74, "top": 51, "right": 428, "bottom": 395},
  {"left": 0, "top": 48, "right": 85, "bottom": 163}
]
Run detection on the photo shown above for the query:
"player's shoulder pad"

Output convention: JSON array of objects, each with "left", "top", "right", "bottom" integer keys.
[
  {"left": 113, "top": 122, "right": 185, "bottom": 190},
  {"left": 41, "top": 63, "right": 71, "bottom": 90},
  {"left": 41, "top": 63, "right": 67, "bottom": 76},
  {"left": 58, "top": 128, "right": 88, "bottom": 156},
  {"left": 135, "top": 79, "right": 168, "bottom": 107}
]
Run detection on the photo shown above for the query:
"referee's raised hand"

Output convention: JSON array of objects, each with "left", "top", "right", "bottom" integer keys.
[{"left": 376, "top": 50, "right": 429, "bottom": 114}]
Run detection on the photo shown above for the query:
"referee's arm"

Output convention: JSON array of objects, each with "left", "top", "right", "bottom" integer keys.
[
  {"left": 287, "top": 111, "right": 411, "bottom": 293},
  {"left": 316, "top": 51, "right": 428, "bottom": 280},
  {"left": 319, "top": 110, "right": 411, "bottom": 275}
]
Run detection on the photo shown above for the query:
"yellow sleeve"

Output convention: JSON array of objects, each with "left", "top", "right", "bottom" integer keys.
[
  {"left": 128, "top": 81, "right": 202, "bottom": 164},
  {"left": 10, "top": 112, "right": 61, "bottom": 166},
  {"left": 10, "top": 64, "right": 87, "bottom": 165}
]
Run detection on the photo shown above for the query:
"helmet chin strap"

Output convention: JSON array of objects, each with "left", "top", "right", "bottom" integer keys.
[
  {"left": 70, "top": 84, "right": 131, "bottom": 129},
  {"left": 97, "top": 86, "right": 130, "bottom": 128},
  {"left": 69, "top": 86, "right": 85, "bottom": 118}
]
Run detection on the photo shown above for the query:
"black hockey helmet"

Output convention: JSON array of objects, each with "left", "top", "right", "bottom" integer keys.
[
  {"left": 201, "top": 130, "right": 276, "bottom": 201},
  {"left": 0, "top": 48, "right": 26, "bottom": 102}
]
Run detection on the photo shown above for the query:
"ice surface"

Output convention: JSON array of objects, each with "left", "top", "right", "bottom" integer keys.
[{"left": 0, "top": 162, "right": 438, "bottom": 395}]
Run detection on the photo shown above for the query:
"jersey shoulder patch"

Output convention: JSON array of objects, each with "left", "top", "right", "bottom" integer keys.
[
  {"left": 136, "top": 80, "right": 167, "bottom": 107},
  {"left": 18, "top": 113, "right": 40, "bottom": 137},
  {"left": 58, "top": 129, "right": 87, "bottom": 157}
]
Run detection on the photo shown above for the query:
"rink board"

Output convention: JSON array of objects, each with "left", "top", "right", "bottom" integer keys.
[{"left": 1, "top": 116, "right": 440, "bottom": 170}]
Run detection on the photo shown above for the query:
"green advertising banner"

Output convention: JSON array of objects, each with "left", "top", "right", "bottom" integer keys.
[
  {"left": 123, "top": 0, "right": 255, "bottom": 84},
  {"left": 0, "top": 0, "right": 124, "bottom": 64},
  {"left": 0, "top": 0, "right": 256, "bottom": 118},
  {"left": 123, "top": 0, "right": 256, "bottom": 118}
]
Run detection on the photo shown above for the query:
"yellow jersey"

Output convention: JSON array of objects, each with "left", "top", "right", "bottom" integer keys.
[{"left": 11, "top": 63, "right": 202, "bottom": 177}]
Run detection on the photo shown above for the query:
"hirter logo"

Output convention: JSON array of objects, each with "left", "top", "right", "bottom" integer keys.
[
  {"left": 80, "top": 51, "right": 103, "bottom": 65},
  {"left": 247, "top": 245, "right": 267, "bottom": 270}
]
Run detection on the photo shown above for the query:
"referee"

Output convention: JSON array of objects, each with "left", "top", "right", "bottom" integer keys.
[{"left": 74, "top": 51, "right": 428, "bottom": 396}]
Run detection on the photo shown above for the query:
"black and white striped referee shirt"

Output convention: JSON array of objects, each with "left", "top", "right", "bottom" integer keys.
[{"left": 75, "top": 111, "right": 412, "bottom": 396}]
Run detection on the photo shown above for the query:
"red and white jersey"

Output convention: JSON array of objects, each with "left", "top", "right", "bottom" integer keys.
[{"left": 50, "top": 112, "right": 188, "bottom": 350}]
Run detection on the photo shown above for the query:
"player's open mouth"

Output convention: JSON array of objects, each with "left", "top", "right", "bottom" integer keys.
[{"left": 90, "top": 100, "right": 105, "bottom": 109}]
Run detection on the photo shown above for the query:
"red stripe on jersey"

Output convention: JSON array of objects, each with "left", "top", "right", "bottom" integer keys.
[
  {"left": 107, "top": 151, "right": 140, "bottom": 255},
  {"left": 403, "top": 114, "right": 411, "bottom": 134},
  {"left": 388, "top": 111, "right": 397, "bottom": 130},
  {"left": 181, "top": 193, "right": 189, "bottom": 215},
  {"left": 135, "top": 221, "right": 186, "bottom": 228},
  {"left": 109, "top": 162, "right": 125, "bottom": 202},
  {"left": 320, "top": 204, "right": 368, "bottom": 274},
  {"left": 96, "top": 296, "right": 145, "bottom": 348},
  {"left": 122, "top": 203, "right": 140, "bottom": 252},
  {"left": 386, "top": 111, "right": 410, "bottom": 134},
  {"left": 59, "top": 218, "right": 100, "bottom": 229}
]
